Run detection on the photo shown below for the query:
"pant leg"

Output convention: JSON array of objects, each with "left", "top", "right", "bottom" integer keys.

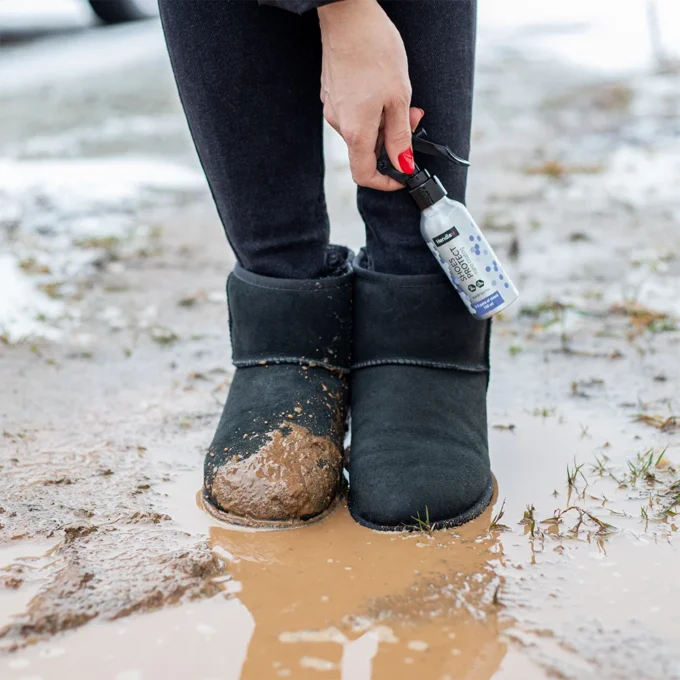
[
  {"left": 359, "top": 0, "right": 477, "bottom": 275},
  {"left": 159, "top": 0, "right": 329, "bottom": 279}
]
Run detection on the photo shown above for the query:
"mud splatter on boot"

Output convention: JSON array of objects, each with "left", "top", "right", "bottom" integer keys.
[
  {"left": 203, "top": 247, "right": 353, "bottom": 525},
  {"left": 210, "top": 422, "right": 343, "bottom": 522}
]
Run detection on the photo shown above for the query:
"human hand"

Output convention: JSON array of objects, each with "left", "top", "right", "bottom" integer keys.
[{"left": 318, "top": 0, "right": 424, "bottom": 190}]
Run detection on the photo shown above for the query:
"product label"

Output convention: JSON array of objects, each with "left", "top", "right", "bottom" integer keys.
[
  {"left": 426, "top": 210, "right": 518, "bottom": 319},
  {"left": 445, "top": 244, "right": 478, "bottom": 284},
  {"left": 432, "top": 227, "right": 460, "bottom": 248},
  {"left": 472, "top": 291, "right": 505, "bottom": 315}
]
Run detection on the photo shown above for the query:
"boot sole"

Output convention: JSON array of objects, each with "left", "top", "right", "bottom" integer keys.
[
  {"left": 348, "top": 474, "right": 495, "bottom": 532},
  {"left": 199, "top": 487, "right": 344, "bottom": 531}
]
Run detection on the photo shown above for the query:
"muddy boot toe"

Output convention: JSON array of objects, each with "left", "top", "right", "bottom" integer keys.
[{"left": 203, "top": 247, "right": 353, "bottom": 524}]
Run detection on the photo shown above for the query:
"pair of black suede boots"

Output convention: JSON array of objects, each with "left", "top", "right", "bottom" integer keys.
[{"left": 203, "top": 246, "right": 493, "bottom": 531}]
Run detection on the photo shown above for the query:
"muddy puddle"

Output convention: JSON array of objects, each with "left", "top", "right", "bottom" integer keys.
[{"left": 4, "top": 406, "right": 680, "bottom": 679}]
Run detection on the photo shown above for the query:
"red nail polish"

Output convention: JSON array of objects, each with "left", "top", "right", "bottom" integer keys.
[{"left": 398, "top": 148, "right": 415, "bottom": 174}]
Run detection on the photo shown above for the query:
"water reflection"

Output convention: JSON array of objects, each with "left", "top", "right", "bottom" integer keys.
[{"left": 210, "top": 496, "right": 507, "bottom": 680}]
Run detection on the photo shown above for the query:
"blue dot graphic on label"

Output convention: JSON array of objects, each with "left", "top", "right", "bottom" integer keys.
[
  {"left": 499, "top": 275, "right": 504, "bottom": 281},
  {"left": 486, "top": 266, "right": 491, "bottom": 272},
  {"left": 504, "top": 283, "right": 510, "bottom": 289},
  {"left": 492, "top": 280, "right": 497, "bottom": 286},
  {"left": 477, "top": 236, "right": 482, "bottom": 241},
  {"left": 469, "top": 236, "right": 475, "bottom": 242}
]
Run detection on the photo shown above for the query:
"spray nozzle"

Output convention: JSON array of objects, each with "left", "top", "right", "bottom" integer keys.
[
  {"left": 377, "top": 128, "right": 470, "bottom": 210},
  {"left": 377, "top": 128, "right": 470, "bottom": 184}
]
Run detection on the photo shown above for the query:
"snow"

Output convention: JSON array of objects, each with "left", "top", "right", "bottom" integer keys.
[
  {"left": 0, "top": 158, "right": 204, "bottom": 342},
  {"left": 0, "top": 254, "right": 64, "bottom": 343},
  {"left": 0, "top": 15, "right": 164, "bottom": 95},
  {"left": 2, "top": 0, "right": 679, "bottom": 342},
  {"left": 479, "top": 0, "right": 680, "bottom": 73},
  {"left": 0, "top": 157, "right": 204, "bottom": 239}
]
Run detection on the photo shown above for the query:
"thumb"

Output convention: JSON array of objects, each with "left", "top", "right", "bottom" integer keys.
[{"left": 383, "top": 100, "right": 415, "bottom": 176}]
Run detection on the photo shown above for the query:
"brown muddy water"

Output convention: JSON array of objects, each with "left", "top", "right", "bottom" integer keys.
[
  {"left": 4, "top": 7, "right": 680, "bottom": 678},
  {"left": 4, "top": 408, "right": 680, "bottom": 680}
]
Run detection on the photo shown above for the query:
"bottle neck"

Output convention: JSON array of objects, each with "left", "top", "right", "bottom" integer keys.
[{"left": 405, "top": 170, "right": 447, "bottom": 210}]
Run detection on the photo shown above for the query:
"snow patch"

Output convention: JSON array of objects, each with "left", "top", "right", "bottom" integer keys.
[
  {"left": 0, "top": 157, "right": 205, "bottom": 342},
  {"left": 0, "top": 254, "right": 64, "bottom": 343},
  {"left": 479, "top": 0, "right": 680, "bottom": 74},
  {"left": 0, "top": 157, "right": 204, "bottom": 240}
]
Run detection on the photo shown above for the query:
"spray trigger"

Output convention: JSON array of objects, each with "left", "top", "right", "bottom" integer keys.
[
  {"left": 377, "top": 128, "right": 470, "bottom": 184},
  {"left": 412, "top": 129, "right": 470, "bottom": 167}
]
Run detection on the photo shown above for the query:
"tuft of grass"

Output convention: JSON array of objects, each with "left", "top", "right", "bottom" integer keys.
[
  {"left": 566, "top": 458, "right": 587, "bottom": 490},
  {"left": 149, "top": 326, "right": 180, "bottom": 346},
  {"left": 38, "top": 282, "right": 63, "bottom": 300},
  {"left": 74, "top": 236, "right": 120, "bottom": 250},
  {"left": 520, "top": 300, "right": 569, "bottom": 318},
  {"left": 626, "top": 447, "right": 668, "bottom": 483},
  {"left": 531, "top": 407, "right": 556, "bottom": 419},
  {"left": 611, "top": 302, "right": 676, "bottom": 336},
  {"left": 524, "top": 160, "right": 605, "bottom": 181},
  {"left": 19, "top": 257, "right": 51, "bottom": 275},
  {"left": 482, "top": 213, "right": 517, "bottom": 233},
  {"left": 520, "top": 504, "right": 537, "bottom": 538},
  {"left": 590, "top": 454, "right": 609, "bottom": 477},
  {"left": 634, "top": 414, "right": 680, "bottom": 433},
  {"left": 409, "top": 506, "right": 433, "bottom": 533},
  {"left": 544, "top": 506, "right": 616, "bottom": 536},
  {"left": 489, "top": 499, "right": 509, "bottom": 531}
]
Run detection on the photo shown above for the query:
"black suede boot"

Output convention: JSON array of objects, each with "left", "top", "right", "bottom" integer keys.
[
  {"left": 348, "top": 250, "right": 493, "bottom": 531},
  {"left": 203, "top": 247, "right": 353, "bottom": 526}
]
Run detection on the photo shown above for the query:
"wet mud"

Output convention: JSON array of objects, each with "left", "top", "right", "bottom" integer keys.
[
  {"left": 3, "top": 6, "right": 680, "bottom": 680},
  {"left": 0, "top": 427, "right": 222, "bottom": 650},
  {"left": 209, "top": 423, "right": 343, "bottom": 523}
]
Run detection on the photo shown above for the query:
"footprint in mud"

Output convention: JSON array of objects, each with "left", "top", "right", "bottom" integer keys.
[{"left": 208, "top": 495, "right": 507, "bottom": 680}]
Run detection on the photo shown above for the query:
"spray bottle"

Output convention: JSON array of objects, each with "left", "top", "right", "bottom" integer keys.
[{"left": 378, "top": 129, "right": 519, "bottom": 320}]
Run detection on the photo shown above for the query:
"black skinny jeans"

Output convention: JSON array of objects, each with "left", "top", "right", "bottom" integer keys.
[{"left": 159, "top": 0, "right": 476, "bottom": 278}]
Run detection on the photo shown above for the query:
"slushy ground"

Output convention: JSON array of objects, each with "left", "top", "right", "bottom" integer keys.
[{"left": 2, "top": 2, "right": 680, "bottom": 678}]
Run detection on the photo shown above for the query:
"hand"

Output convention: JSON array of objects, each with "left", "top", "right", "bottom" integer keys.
[{"left": 318, "top": 0, "right": 424, "bottom": 190}]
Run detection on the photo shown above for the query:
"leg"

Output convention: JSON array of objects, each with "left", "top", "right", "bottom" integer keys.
[
  {"left": 159, "top": 0, "right": 329, "bottom": 279},
  {"left": 359, "top": 0, "right": 477, "bottom": 275},
  {"left": 159, "top": 2, "right": 353, "bottom": 523},
  {"left": 349, "top": 0, "right": 493, "bottom": 531}
]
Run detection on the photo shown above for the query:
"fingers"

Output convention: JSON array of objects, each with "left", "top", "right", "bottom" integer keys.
[
  {"left": 344, "top": 119, "right": 401, "bottom": 190},
  {"left": 383, "top": 96, "right": 415, "bottom": 176},
  {"left": 322, "top": 101, "right": 426, "bottom": 191},
  {"left": 409, "top": 106, "right": 425, "bottom": 132}
]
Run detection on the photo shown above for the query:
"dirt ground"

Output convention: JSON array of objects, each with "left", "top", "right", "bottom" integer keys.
[{"left": 2, "top": 5, "right": 680, "bottom": 679}]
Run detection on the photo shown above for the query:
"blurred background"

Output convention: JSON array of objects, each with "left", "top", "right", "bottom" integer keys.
[
  {"left": 1, "top": 0, "right": 679, "bottom": 343},
  {"left": 2, "top": 2, "right": 680, "bottom": 679}
]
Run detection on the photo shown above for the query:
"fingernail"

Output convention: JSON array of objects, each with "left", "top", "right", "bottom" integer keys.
[{"left": 398, "top": 148, "right": 415, "bottom": 174}]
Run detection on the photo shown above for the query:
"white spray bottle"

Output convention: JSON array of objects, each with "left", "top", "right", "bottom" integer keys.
[{"left": 378, "top": 129, "right": 519, "bottom": 319}]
